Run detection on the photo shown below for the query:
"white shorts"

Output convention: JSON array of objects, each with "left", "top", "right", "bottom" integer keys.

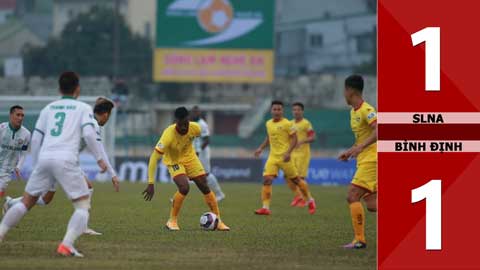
[
  {"left": 25, "top": 159, "right": 89, "bottom": 200},
  {"left": 47, "top": 170, "right": 88, "bottom": 192},
  {"left": 198, "top": 149, "right": 211, "bottom": 173},
  {"left": 0, "top": 173, "right": 11, "bottom": 191}
]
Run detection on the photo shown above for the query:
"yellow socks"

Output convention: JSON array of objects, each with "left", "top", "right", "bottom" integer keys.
[
  {"left": 170, "top": 191, "right": 186, "bottom": 220},
  {"left": 262, "top": 185, "right": 272, "bottom": 209},
  {"left": 204, "top": 191, "right": 220, "bottom": 217},
  {"left": 349, "top": 202, "right": 366, "bottom": 243},
  {"left": 296, "top": 178, "right": 312, "bottom": 200}
]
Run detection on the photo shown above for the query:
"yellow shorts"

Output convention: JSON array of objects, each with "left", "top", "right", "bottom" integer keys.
[
  {"left": 167, "top": 157, "right": 206, "bottom": 180},
  {"left": 352, "top": 162, "right": 377, "bottom": 193},
  {"left": 263, "top": 156, "right": 298, "bottom": 179},
  {"left": 292, "top": 154, "right": 310, "bottom": 178}
]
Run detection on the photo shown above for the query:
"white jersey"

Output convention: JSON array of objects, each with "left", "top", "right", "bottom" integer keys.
[
  {"left": 79, "top": 120, "right": 101, "bottom": 152},
  {"left": 0, "top": 122, "right": 30, "bottom": 174},
  {"left": 194, "top": 118, "right": 212, "bottom": 172},
  {"left": 78, "top": 118, "right": 117, "bottom": 177},
  {"left": 194, "top": 118, "right": 210, "bottom": 154},
  {"left": 34, "top": 97, "right": 95, "bottom": 163}
]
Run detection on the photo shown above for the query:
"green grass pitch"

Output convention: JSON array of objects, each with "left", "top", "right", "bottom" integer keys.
[{"left": 0, "top": 181, "right": 376, "bottom": 270}]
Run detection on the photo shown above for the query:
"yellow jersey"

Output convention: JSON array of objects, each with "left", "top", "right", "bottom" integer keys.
[
  {"left": 266, "top": 118, "right": 296, "bottom": 158},
  {"left": 350, "top": 101, "right": 377, "bottom": 164},
  {"left": 291, "top": 118, "right": 314, "bottom": 157},
  {"left": 154, "top": 122, "right": 201, "bottom": 165}
]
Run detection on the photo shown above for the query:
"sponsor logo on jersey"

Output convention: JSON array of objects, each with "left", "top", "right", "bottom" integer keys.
[
  {"left": 1, "top": 144, "right": 23, "bottom": 151},
  {"left": 367, "top": 112, "right": 376, "bottom": 120}
]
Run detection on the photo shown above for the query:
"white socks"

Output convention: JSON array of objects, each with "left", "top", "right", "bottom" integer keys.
[
  {"left": 206, "top": 174, "right": 224, "bottom": 197},
  {"left": 0, "top": 202, "right": 28, "bottom": 238},
  {"left": 62, "top": 209, "right": 89, "bottom": 248}
]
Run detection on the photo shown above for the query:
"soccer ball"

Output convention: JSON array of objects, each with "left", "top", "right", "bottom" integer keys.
[
  {"left": 200, "top": 212, "right": 219, "bottom": 230},
  {"left": 197, "top": 0, "right": 233, "bottom": 33}
]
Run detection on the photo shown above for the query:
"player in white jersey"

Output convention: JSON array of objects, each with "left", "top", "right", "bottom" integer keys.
[
  {"left": 0, "top": 105, "right": 31, "bottom": 198},
  {"left": 3, "top": 98, "right": 119, "bottom": 236},
  {"left": 0, "top": 72, "right": 108, "bottom": 257},
  {"left": 191, "top": 106, "right": 225, "bottom": 201}
]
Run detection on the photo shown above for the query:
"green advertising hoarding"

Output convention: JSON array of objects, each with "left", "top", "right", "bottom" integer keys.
[{"left": 154, "top": 0, "right": 275, "bottom": 83}]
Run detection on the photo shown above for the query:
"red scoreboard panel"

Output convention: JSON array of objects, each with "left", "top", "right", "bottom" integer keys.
[{"left": 378, "top": 0, "right": 480, "bottom": 269}]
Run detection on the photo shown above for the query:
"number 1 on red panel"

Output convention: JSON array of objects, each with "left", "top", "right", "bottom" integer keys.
[
  {"left": 411, "top": 180, "right": 442, "bottom": 250},
  {"left": 411, "top": 27, "right": 441, "bottom": 91}
]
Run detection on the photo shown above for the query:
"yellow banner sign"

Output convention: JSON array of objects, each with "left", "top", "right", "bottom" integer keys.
[{"left": 153, "top": 49, "right": 274, "bottom": 83}]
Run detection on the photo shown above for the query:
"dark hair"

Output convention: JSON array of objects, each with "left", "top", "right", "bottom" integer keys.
[
  {"left": 345, "top": 74, "right": 364, "bottom": 93},
  {"left": 10, "top": 105, "right": 23, "bottom": 114},
  {"left": 174, "top": 107, "right": 189, "bottom": 119},
  {"left": 94, "top": 98, "right": 115, "bottom": 114},
  {"left": 271, "top": 100, "right": 284, "bottom": 107},
  {"left": 59, "top": 71, "right": 79, "bottom": 95},
  {"left": 292, "top": 102, "right": 304, "bottom": 110}
]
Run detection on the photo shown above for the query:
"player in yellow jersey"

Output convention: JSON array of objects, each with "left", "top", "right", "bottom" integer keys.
[
  {"left": 142, "top": 107, "right": 230, "bottom": 231},
  {"left": 254, "top": 101, "right": 316, "bottom": 215},
  {"left": 286, "top": 102, "right": 316, "bottom": 207},
  {"left": 338, "top": 75, "right": 377, "bottom": 249}
]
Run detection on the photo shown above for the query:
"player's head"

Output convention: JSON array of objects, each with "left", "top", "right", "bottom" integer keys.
[
  {"left": 271, "top": 100, "right": 284, "bottom": 120},
  {"left": 9, "top": 105, "right": 24, "bottom": 129},
  {"left": 94, "top": 97, "right": 115, "bottom": 126},
  {"left": 292, "top": 102, "right": 304, "bottom": 120},
  {"left": 344, "top": 74, "right": 364, "bottom": 105},
  {"left": 59, "top": 71, "right": 80, "bottom": 98},
  {"left": 174, "top": 107, "right": 190, "bottom": 135},
  {"left": 191, "top": 105, "right": 201, "bottom": 121}
]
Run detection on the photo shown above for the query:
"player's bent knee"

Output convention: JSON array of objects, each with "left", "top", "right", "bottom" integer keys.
[
  {"left": 178, "top": 185, "right": 190, "bottom": 196},
  {"left": 198, "top": 185, "right": 211, "bottom": 195},
  {"left": 42, "top": 192, "right": 55, "bottom": 205},
  {"left": 22, "top": 193, "right": 39, "bottom": 209},
  {"left": 346, "top": 193, "right": 361, "bottom": 204},
  {"left": 73, "top": 198, "right": 91, "bottom": 211},
  {"left": 289, "top": 177, "right": 299, "bottom": 184},
  {"left": 193, "top": 179, "right": 211, "bottom": 194},
  {"left": 263, "top": 176, "right": 274, "bottom": 185}
]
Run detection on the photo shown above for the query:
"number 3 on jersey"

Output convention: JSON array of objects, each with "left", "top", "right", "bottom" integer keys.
[{"left": 50, "top": 112, "right": 66, "bottom": 136}]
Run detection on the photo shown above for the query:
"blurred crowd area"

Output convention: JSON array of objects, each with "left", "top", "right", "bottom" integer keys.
[{"left": 0, "top": 0, "right": 377, "bottom": 158}]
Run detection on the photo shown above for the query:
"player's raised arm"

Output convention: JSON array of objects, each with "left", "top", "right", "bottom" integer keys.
[{"left": 255, "top": 136, "right": 269, "bottom": 157}]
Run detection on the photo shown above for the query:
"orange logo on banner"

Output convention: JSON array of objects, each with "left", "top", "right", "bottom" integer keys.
[{"left": 197, "top": 0, "right": 234, "bottom": 33}]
